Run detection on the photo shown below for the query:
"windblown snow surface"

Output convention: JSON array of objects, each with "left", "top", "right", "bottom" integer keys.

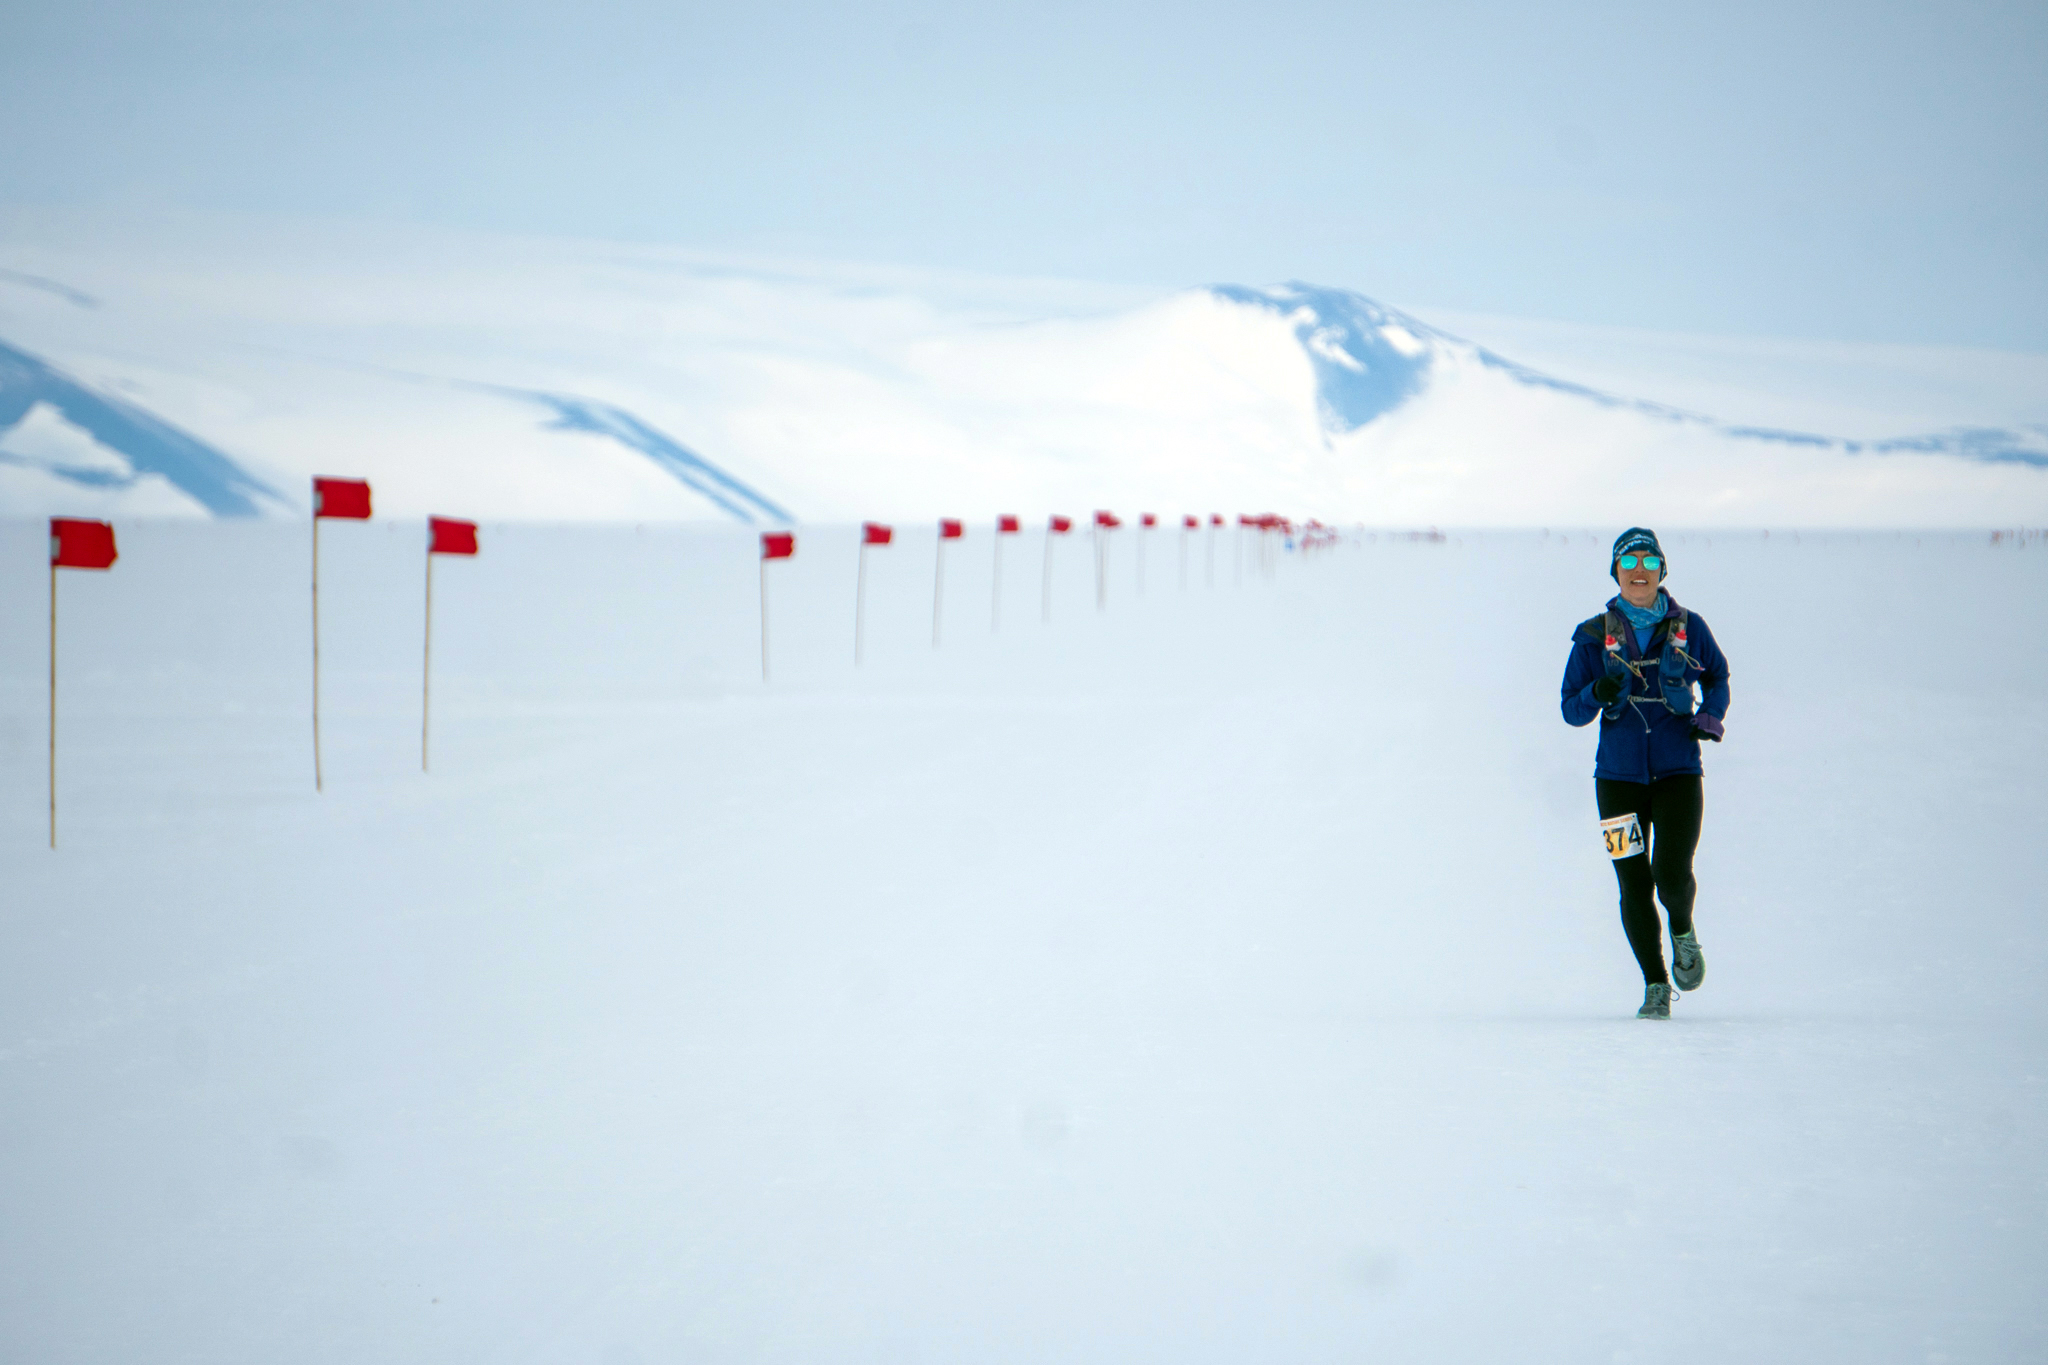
[
  {"left": 2, "top": 520, "right": 2042, "bottom": 1362},
  {"left": 2, "top": 212, "right": 2046, "bottom": 526}
]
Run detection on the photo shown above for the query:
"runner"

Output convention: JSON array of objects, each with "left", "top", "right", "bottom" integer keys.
[{"left": 1560, "top": 528, "right": 1731, "bottom": 1018}]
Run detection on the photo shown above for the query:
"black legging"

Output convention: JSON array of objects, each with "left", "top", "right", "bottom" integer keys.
[{"left": 1595, "top": 775, "right": 1702, "bottom": 986}]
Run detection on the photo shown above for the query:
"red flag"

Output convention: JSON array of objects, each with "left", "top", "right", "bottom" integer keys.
[
  {"left": 939, "top": 518, "right": 964, "bottom": 539},
  {"left": 50, "top": 517, "right": 117, "bottom": 569},
  {"left": 1141, "top": 513, "right": 1157, "bottom": 527},
  {"left": 428, "top": 517, "right": 479, "bottom": 555},
  {"left": 1094, "top": 510, "right": 1121, "bottom": 528},
  {"left": 863, "top": 522, "right": 893, "bottom": 546},
  {"left": 1183, "top": 515, "right": 1197, "bottom": 528},
  {"left": 997, "top": 514, "right": 1020, "bottom": 534},
  {"left": 762, "top": 531, "right": 795, "bottom": 560},
  {"left": 1049, "top": 515, "right": 1072, "bottom": 533},
  {"left": 313, "top": 477, "right": 372, "bottom": 519},
  {"left": 1210, "top": 514, "right": 1222, "bottom": 526}
]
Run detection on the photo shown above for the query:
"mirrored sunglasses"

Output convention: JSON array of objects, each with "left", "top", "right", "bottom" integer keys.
[{"left": 1617, "top": 554, "right": 1662, "bottom": 571}]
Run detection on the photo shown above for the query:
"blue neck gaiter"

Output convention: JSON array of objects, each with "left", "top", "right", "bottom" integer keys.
[{"left": 1616, "top": 592, "right": 1668, "bottom": 632}]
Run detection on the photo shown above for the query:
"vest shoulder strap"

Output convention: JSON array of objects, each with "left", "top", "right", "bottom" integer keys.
[{"left": 1578, "top": 613, "right": 1613, "bottom": 645}]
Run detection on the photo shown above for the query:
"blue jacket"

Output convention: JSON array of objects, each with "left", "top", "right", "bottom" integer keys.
[{"left": 1560, "top": 595, "right": 1730, "bottom": 783}]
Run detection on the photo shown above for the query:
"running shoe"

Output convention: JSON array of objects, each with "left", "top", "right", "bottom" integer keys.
[
  {"left": 1671, "top": 930, "right": 1705, "bottom": 992},
  {"left": 1637, "top": 983, "right": 1674, "bottom": 1019}
]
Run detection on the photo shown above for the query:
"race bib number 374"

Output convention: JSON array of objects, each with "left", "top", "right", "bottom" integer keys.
[{"left": 1600, "top": 812, "right": 1646, "bottom": 860}]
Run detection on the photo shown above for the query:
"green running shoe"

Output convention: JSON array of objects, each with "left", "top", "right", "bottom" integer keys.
[
  {"left": 1637, "top": 983, "right": 1674, "bottom": 1019},
  {"left": 1671, "top": 930, "right": 1705, "bottom": 992}
]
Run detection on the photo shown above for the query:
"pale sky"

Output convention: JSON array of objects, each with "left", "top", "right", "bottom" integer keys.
[{"left": 2, "top": 0, "right": 2043, "bottom": 350}]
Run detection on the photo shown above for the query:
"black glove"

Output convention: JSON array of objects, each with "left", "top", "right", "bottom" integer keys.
[{"left": 1591, "top": 675, "right": 1624, "bottom": 705}]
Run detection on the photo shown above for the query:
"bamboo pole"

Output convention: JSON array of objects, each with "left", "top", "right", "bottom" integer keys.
[
  {"left": 1042, "top": 527, "right": 1055, "bottom": 624},
  {"left": 855, "top": 539, "right": 868, "bottom": 665},
  {"left": 312, "top": 516, "right": 323, "bottom": 793},
  {"left": 421, "top": 550, "right": 434, "bottom": 772},
  {"left": 760, "top": 559, "right": 770, "bottom": 682},
  {"left": 48, "top": 561, "right": 56, "bottom": 849},
  {"left": 991, "top": 530, "right": 1002, "bottom": 631},
  {"left": 932, "top": 531, "right": 946, "bottom": 647},
  {"left": 1094, "top": 525, "right": 1105, "bottom": 612}
]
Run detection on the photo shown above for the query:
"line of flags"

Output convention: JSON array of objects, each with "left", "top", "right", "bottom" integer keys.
[
  {"left": 38, "top": 488, "right": 1333, "bottom": 844},
  {"left": 760, "top": 509, "right": 1314, "bottom": 672}
]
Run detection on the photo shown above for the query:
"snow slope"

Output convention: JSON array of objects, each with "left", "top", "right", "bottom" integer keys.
[
  {"left": 2, "top": 213, "right": 2044, "bottom": 526},
  {"left": 1, "top": 521, "right": 2042, "bottom": 1362}
]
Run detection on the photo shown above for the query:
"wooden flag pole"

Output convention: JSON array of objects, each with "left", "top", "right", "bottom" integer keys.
[
  {"left": 855, "top": 537, "right": 868, "bottom": 665},
  {"left": 1207, "top": 520, "right": 1216, "bottom": 588},
  {"left": 932, "top": 531, "right": 945, "bottom": 647},
  {"left": 760, "top": 557, "right": 771, "bottom": 682},
  {"left": 421, "top": 548, "right": 434, "bottom": 772},
  {"left": 991, "top": 528, "right": 1002, "bottom": 631},
  {"left": 48, "top": 559, "right": 56, "bottom": 849},
  {"left": 311, "top": 514, "right": 322, "bottom": 792},
  {"left": 1180, "top": 526, "right": 1188, "bottom": 591},
  {"left": 1136, "top": 524, "right": 1145, "bottom": 596}
]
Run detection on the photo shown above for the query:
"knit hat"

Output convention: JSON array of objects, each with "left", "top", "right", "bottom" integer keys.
[{"left": 1610, "top": 527, "right": 1666, "bottom": 581}]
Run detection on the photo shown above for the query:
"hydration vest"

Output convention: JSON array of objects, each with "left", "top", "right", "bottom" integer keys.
[{"left": 1578, "top": 603, "right": 1702, "bottom": 721}]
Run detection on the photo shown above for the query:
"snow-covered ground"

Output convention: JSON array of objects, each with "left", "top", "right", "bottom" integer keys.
[
  {"left": 2, "top": 521, "right": 2042, "bottom": 1362},
  {"left": 4, "top": 211, "right": 2046, "bottom": 527}
]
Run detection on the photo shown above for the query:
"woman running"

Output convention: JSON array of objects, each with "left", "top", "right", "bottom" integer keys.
[{"left": 1560, "top": 528, "right": 1730, "bottom": 1019}]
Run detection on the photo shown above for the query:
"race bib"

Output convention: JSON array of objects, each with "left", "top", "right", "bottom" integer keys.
[{"left": 1600, "top": 812, "right": 1645, "bottom": 860}]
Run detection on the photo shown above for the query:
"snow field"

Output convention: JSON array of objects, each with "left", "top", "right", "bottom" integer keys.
[{"left": 1, "top": 522, "right": 2043, "bottom": 1363}]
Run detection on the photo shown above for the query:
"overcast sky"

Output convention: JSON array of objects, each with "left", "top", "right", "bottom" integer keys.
[{"left": 2, "top": 0, "right": 2043, "bottom": 350}]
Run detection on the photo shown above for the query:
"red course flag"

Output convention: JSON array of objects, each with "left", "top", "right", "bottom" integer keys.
[
  {"left": 1184, "top": 515, "right": 1198, "bottom": 528},
  {"left": 313, "top": 477, "right": 372, "bottom": 519},
  {"left": 1141, "top": 513, "right": 1157, "bottom": 528},
  {"left": 939, "top": 518, "right": 964, "bottom": 539},
  {"left": 997, "top": 514, "right": 1020, "bottom": 534},
  {"left": 50, "top": 518, "right": 117, "bottom": 570},
  {"left": 762, "top": 532, "right": 795, "bottom": 560},
  {"left": 429, "top": 517, "right": 479, "bottom": 556},
  {"left": 863, "top": 521, "right": 894, "bottom": 546},
  {"left": 1094, "top": 510, "right": 1121, "bottom": 528},
  {"left": 1210, "top": 514, "right": 1223, "bottom": 526},
  {"left": 1049, "top": 515, "right": 1073, "bottom": 533},
  {"left": 47, "top": 517, "right": 118, "bottom": 848}
]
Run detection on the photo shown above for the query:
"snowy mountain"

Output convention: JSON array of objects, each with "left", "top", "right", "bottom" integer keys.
[
  {"left": 1, "top": 216, "right": 2043, "bottom": 525},
  {"left": 1223, "top": 282, "right": 2048, "bottom": 465}
]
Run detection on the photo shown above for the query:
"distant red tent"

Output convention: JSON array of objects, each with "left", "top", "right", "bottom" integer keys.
[
  {"left": 863, "top": 522, "right": 894, "bottom": 546},
  {"left": 997, "top": 514, "right": 1020, "bottom": 534},
  {"left": 313, "top": 477, "right": 372, "bottom": 520},
  {"left": 428, "top": 517, "right": 478, "bottom": 555},
  {"left": 762, "top": 532, "right": 795, "bottom": 560},
  {"left": 49, "top": 518, "right": 117, "bottom": 570},
  {"left": 939, "top": 519, "right": 964, "bottom": 539}
]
